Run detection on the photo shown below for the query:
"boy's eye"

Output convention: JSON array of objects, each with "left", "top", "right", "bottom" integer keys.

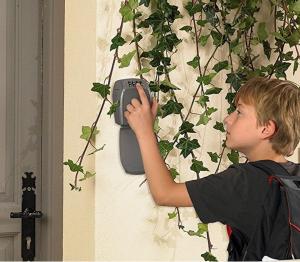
[{"left": 236, "top": 109, "right": 241, "bottom": 115}]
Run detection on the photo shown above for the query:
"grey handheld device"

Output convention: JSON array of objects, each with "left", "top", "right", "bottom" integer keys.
[{"left": 112, "top": 78, "right": 152, "bottom": 175}]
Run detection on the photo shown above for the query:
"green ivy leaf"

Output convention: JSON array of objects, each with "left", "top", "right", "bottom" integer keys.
[
  {"left": 187, "top": 223, "right": 208, "bottom": 238},
  {"left": 138, "top": 11, "right": 164, "bottom": 32},
  {"left": 136, "top": 67, "right": 151, "bottom": 76},
  {"left": 149, "top": 81, "right": 160, "bottom": 92},
  {"left": 179, "top": 121, "right": 196, "bottom": 134},
  {"left": 107, "top": 101, "right": 120, "bottom": 117},
  {"left": 199, "top": 34, "right": 210, "bottom": 47},
  {"left": 129, "top": 0, "right": 139, "bottom": 9},
  {"left": 110, "top": 34, "right": 126, "bottom": 51},
  {"left": 168, "top": 211, "right": 177, "bottom": 219},
  {"left": 226, "top": 73, "right": 242, "bottom": 91},
  {"left": 190, "top": 159, "right": 209, "bottom": 174},
  {"left": 208, "top": 152, "right": 219, "bottom": 163},
  {"left": 169, "top": 168, "right": 180, "bottom": 180},
  {"left": 119, "top": 50, "right": 136, "bottom": 68},
  {"left": 225, "top": 92, "right": 236, "bottom": 106},
  {"left": 282, "top": 51, "right": 294, "bottom": 61},
  {"left": 197, "top": 20, "right": 207, "bottom": 26},
  {"left": 262, "top": 41, "right": 271, "bottom": 60},
  {"left": 213, "top": 121, "right": 225, "bottom": 132},
  {"left": 176, "top": 138, "right": 200, "bottom": 158},
  {"left": 205, "top": 86, "right": 222, "bottom": 95},
  {"left": 293, "top": 59, "right": 299, "bottom": 75},
  {"left": 206, "top": 107, "right": 218, "bottom": 115},
  {"left": 286, "top": 30, "right": 300, "bottom": 47},
  {"left": 185, "top": 2, "right": 203, "bottom": 16},
  {"left": 79, "top": 171, "right": 96, "bottom": 182},
  {"left": 119, "top": 2, "right": 134, "bottom": 22},
  {"left": 80, "top": 126, "right": 100, "bottom": 142},
  {"left": 180, "top": 25, "right": 193, "bottom": 32},
  {"left": 227, "top": 150, "right": 239, "bottom": 164},
  {"left": 211, "top": 30, "right": 225, "bottom": 46},
  {"left": 290, "top": 0, "right": 300, "bottom": 13},
  {"left": 201, "top": 252, "right": 217, "bottom": 261},
  {"left": 197, "top": 95, "right": 209, "bottom": 108},
  {"left": 197, "top": 223, "right": 208, "bottom": 234},
  {"left": 187, "top": 56, "right": 200, "bottom": 69},
  {"left": 130, "top": 33, "right": 143, "bottom": 44},
  {"left": 169, "top": 33, "right": 182, "bottom": 50},
  {"left": 196, "top": 113, "right": 211, "bottom": 126},
  {"left": 212, "top": 60, "right": 229, "bottom": 72},
  {"left": 232, "top": 42, "right": 243, "bottom": 55},
  {"left": 258, "top": 22, "right": 268, "bottom": 42},
  {"left": 197, "top": 73, "right": 217, "bottom": 85},
  {"left": 91, "top": 83, "right": 110, "bottom": 98},
  {"left": 158, "top": 140, "right": 173, "bottom": 158},
  {"left": 64, "top": 159, "right": 84, "bottom": 173},
  {"left": 88, "top": 144, "right": 106, "bottom": 156},
  {"left": 238, "top": 16, "right": 255, "bottom": 30},
  {"left": 159, "top": 79, "right": 181, "bottom": 93},
  {"left": 204, "top": 4, "right": 219, "bottom": 25},
  {"left": 272, "top": 32, "right": 286, "bottom": 42},
  {"left": 161, "top": 100, "right": 184, "bottom": 118},
  {"left": 274, "top": 62, "right": 291, "bottom": 78}
]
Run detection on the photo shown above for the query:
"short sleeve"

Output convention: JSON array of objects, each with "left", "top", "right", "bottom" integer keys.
[{"left": 185, "top": 164, "right": 266, "bottom": 232}]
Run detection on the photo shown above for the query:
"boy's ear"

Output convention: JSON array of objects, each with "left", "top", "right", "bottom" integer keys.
[{"left": 260, "top": 120, "right": 277, "bottom": 139}]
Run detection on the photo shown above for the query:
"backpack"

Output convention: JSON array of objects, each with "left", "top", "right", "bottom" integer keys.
[{"left": 227, "top": 160, "right": 300, "bottom": 261}]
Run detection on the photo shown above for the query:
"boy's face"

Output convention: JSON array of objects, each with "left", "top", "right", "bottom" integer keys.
[{"left": 224, "top": 99, "right": 262, "bottom": 155}]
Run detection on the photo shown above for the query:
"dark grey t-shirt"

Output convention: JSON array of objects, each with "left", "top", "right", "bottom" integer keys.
[{"left": 185, "top": 160, "right": 300, "bottom": 238}]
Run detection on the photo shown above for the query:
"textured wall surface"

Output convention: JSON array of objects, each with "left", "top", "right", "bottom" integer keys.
[
  {"left": 94, "top": 1, "right": 300, "bottom": 261},
  {"left": 64, "top": 0, "right": 96, "bottom": 260}
]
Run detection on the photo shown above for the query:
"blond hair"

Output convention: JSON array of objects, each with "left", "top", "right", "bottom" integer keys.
[{"left": 234, "top": 77, "right": 300, "bottom": 156}]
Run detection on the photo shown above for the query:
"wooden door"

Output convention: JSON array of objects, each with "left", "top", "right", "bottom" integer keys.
[{"left": 0, "top": 0, "right": 42, "bottom": 259}]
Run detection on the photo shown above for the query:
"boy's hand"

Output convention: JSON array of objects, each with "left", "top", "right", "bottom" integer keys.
[{"left": 124, "top": 83, "right": 158, "bottom": 140}]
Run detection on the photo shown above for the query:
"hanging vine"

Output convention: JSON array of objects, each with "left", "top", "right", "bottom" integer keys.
[{"left": 64, "top": 0, "right": 300, "bottom": 260}]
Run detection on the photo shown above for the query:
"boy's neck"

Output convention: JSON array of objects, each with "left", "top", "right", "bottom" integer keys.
[
  {"left": 247, "top": 154, "right": 288, "bottom": 163},
  {"left": 244, "top": 144, "right": 288, "bottom": 163}
]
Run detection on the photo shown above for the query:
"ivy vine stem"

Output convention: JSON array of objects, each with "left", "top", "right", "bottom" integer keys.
[
  {"left": 133, "top": 9, "right": 143, "bottom": 79},
  {"left": 73, "top": 18, "right": 125, "bottom": 189}
]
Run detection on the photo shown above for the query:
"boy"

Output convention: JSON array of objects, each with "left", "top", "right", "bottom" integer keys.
[{"left": 124, "top": 77, "right": 300, "bottom": 260}]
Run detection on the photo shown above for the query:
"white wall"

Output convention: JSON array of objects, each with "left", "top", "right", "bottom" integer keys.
[{"left": 94, "top": 1, "right": 300, "bottom": 261}]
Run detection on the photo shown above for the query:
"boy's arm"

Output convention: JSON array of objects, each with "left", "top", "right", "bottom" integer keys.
[
  {"left": 124, "top": 84, "right": 193, "bottom": 207},
  {"left": 137, "top": 131, "right": 193, "bottom": 207}
]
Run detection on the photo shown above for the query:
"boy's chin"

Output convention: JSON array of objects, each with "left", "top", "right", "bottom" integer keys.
[{"left": 225, "top": 141, "right": 238, "bottom": 151}]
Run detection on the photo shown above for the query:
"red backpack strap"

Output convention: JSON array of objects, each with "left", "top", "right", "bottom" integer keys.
[{"left": 227, "top": 225, "right": 233, "bottom": 237}]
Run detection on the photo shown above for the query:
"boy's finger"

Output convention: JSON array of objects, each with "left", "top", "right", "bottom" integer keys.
[
  {"left": 136, "top": 83, "right": 149, "bottom": 106},
  {"left": 151, "top": 99, "right": 159, "bottom": 117}
]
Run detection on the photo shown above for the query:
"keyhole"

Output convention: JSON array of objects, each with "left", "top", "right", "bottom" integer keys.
[{"left": 26, "top": 236, "right": 31, "bottom": 250}]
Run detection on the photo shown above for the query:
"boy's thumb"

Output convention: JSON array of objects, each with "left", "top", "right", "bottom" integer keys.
[{"left": 151, "top": 99, "right": 159, "bottom": 118}]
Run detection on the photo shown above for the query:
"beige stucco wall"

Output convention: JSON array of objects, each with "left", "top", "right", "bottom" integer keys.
[
  {"left": 63, "top": 0, "right": 96, "bottom": 260},
  {"left": 63, "top": 0, "right": 300, "bottom": 260}
]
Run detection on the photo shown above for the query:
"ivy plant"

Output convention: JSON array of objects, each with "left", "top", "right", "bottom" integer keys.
[{"left": 64, "top": 0, "right": 300, "bottom": 260}]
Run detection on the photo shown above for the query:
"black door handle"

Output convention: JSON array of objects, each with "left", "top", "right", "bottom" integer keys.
[
  {"left": 9, "top": 172, "right": 42, "bottom": 261},
  {"left": 10, "top": 208, "right": 43, "bottom": 219}
]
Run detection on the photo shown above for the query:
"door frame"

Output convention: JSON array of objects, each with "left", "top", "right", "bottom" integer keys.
[{"left": 40, "top": 0, "right": 64, "bottom": 260}]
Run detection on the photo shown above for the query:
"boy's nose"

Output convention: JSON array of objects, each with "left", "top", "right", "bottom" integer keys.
[
  {"left": 223, "top": 115, "right": 229, "bottom": 126},
  {"left": 223, "top": 114, "right": 231, "bottom": 131}
]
